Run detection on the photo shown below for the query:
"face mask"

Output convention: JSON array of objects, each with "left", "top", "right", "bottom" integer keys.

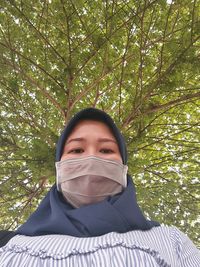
[{"left": 55, "top": 156, "right": 128, "bottom": 208}]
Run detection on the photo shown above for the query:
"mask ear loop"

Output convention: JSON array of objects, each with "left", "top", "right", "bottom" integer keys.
[
  {"left": 55, "top": 162, "right": 61, "bottom": 191},
  {"left": 123, "top": 165, "right": 128, "bottom": 187}
]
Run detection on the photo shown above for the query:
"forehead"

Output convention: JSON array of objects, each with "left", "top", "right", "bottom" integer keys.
[{"left": 68, "top": 119, "right": 115, "bottom": 136}]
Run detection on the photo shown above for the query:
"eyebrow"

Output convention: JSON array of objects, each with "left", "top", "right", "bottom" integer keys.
[{"left": 66, "top": 137, "right": 117, "bottom": 144}]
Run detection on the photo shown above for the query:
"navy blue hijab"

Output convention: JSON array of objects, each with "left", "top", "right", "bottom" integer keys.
[{"left": 16, "top": 107, "right": 159, "bottom": 237}]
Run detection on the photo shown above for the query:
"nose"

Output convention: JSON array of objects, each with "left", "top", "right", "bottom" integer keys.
[{"left": 84, "top": 147, "right": 98, "bottom": 157}]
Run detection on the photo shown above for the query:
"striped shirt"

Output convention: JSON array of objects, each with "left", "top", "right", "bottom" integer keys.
[{"left": 0, "top": 225, "right": 199, "bottom": 266}]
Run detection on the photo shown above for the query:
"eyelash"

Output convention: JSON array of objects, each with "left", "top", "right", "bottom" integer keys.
[
  {"left": 101, "top": 149, "right": 113, "bottom": 153},
  {"left": 68, "top": 148, "right": 114, "bottom": 154},
  {"left": 68, "top": 148, "right": 82, "bottom": 154}
]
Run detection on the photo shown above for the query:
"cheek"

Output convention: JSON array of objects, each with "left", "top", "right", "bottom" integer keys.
[
  {"left": 60, "top": 153, "right": 77, "bottom": 161},
  {"left": 60, "top": 150, "right": 71, "bottom": 161},
  {"left": 60, "top": 154, "right": 67, "bottom": 161},
  {"left": 112, "top": 153, "right": 123, "bottom": 163},
  {"left": 115, "top": 148, "right": 123, "bottom": 163},
  {"left": 118, "top": 157, "right": 123, "bottom": 164}
]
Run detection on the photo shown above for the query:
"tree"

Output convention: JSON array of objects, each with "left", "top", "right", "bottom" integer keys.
[{"left": 0, "top": 0, "right": 199, "bottom": 246}]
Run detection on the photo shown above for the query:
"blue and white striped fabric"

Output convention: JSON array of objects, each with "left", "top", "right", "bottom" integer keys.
[{"left": 0, "top": 226, "right": 199, "bottom": 266}]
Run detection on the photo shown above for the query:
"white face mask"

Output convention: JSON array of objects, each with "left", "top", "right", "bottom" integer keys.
[{"left": 55, "top": 156, "right": 128, "bottom": 208}]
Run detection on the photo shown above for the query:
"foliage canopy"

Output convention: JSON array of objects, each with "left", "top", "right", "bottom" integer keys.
[{"left": 0, "top": 0, "right": 199, "bottom": 246}]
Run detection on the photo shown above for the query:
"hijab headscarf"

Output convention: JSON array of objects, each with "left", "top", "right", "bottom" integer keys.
[{"left": 16, "top": 107, "right": 160, "bottom": 237}]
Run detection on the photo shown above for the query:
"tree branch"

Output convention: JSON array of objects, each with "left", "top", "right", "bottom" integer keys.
[{"left": 2, "top": 58, "right": 66, "bottom": 118}]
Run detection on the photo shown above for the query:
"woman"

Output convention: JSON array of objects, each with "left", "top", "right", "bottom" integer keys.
[{"left": 0, "top": 107, "right": 199, "bottom": 266}]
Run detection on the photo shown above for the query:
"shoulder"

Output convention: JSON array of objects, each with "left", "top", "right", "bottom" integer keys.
[
  {"left": 123, "top": 225, "right": 200, "bottom": 266},
  {"left": 157, "top": 225, "right": 200, "bottom": 266},
  {"left": 147, "top": 224, "right": 198, "bottom": 248},
  {"left": 124, "top": 224, "right": 179, "bottom": 243},
  {"left": 0, "top": 230, "right": 16, "bottom": 248}
]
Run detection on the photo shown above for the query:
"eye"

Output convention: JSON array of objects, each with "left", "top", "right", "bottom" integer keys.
[
  {"left": 68, "top": 148, "right": 84, "bottom": 154},
  {"left": 100, "top": 149, "right": 114, "bottom": 154}
]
